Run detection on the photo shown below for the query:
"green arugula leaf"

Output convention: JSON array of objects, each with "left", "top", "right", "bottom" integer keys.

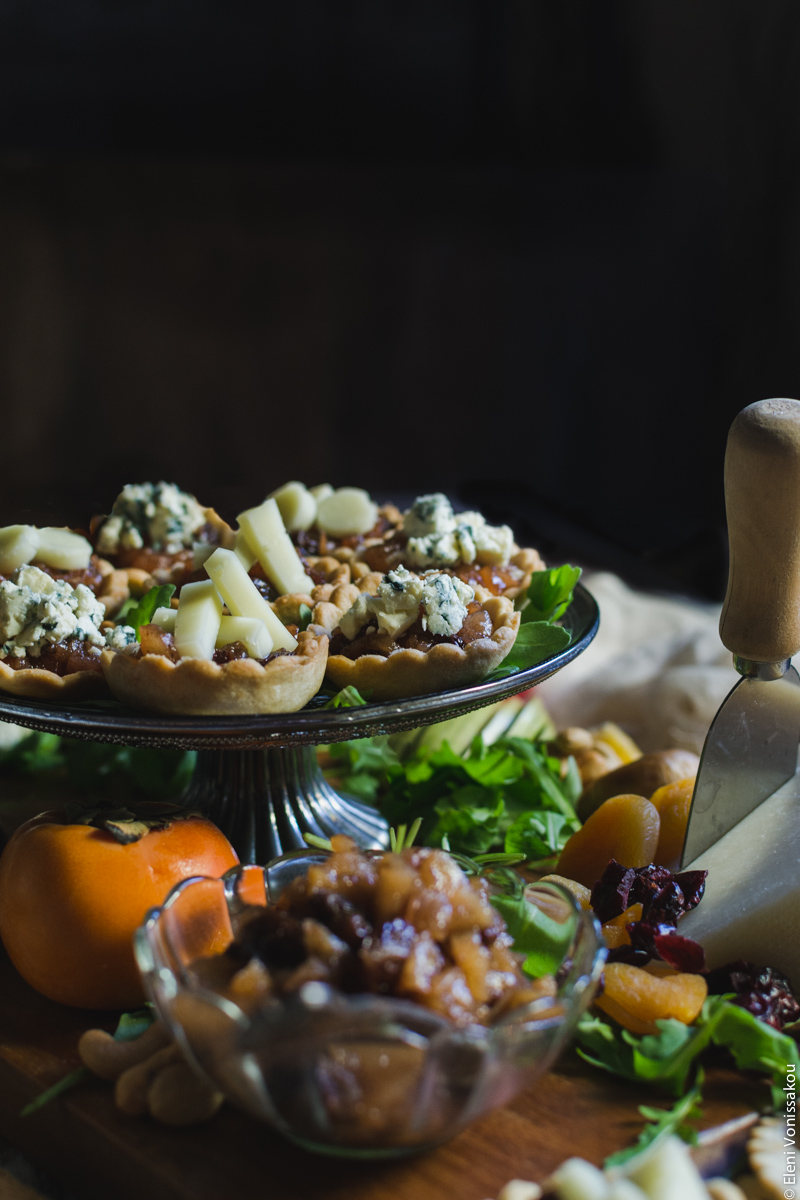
[
  {"left": 492, "top": 892, "right": 577, "bottom": 978},
  {"left": 604, "top": 1070, "right": 704, "bottom": 1168},
  {"left": 709, "top": 1002, "right": 799, "bottom": 1108},
  {"left": 486, "top": 621, "right": 571, "bottom": 680},
  {"left": 325, "top": 685, "right": 369, "bottom": 709},
  {"left": 521, "top": 565, "right": 582, "bottom": 624},
  {"left": 117, "top": 584, "right": 176, "bottom": 641},
  {"left": 577, "top": 996, "right": 797, "bottom": 1103}
]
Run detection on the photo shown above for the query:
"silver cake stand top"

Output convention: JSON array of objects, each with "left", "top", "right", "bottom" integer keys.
[
  {"left": 0, "top": 584, "right": 598, "bottom": 750},
  {"left": 0, "top": 585, "right": 598, "bottom": 861}
]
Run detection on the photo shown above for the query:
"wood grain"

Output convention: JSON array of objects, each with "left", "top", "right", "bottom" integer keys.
[
  {"left": 720, "top": 397, "right": 800, "bottom": 662},
  {"left": 0, "top": 948, "right": 766, "bottom": 1200}
]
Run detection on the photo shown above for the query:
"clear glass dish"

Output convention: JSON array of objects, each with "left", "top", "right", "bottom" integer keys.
[{"left": 135, "top": 853, "right": 605, "bottom": 1158}]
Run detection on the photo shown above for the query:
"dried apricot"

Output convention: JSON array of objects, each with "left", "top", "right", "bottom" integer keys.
[
  {"left": 556, "top": 794, "right": 660, "bottom": 888},
  {"left": 651, "top": 777, "right": 695, "bottom": 869},
  {"left": 537, "top": 874, "right": 592, "bottom": 910},
  {"left": 595, "top": 961, "right": 707, "bottom": 1034},
  {"left": 600, "top": 903, "right": 643, "bottom": 949}
]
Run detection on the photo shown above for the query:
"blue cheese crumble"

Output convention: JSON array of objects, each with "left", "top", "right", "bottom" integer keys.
[
  {"left": 0, "top": 565, "right": 106, "bottom": 658},
  {"left": 0, "top": 565, "right": 137, "bottom": 660},
  {"left": 338, "top": 567, "right": 474, "bottom": 642},
  {"left": 403, "top": 494, "right": 514, "bottom": 569},
  {"left": 103, "top": 624, "right": 139, "bottom": 653},
  {"left": 96, "top": 482, "right": 207, "bottom": 556}
]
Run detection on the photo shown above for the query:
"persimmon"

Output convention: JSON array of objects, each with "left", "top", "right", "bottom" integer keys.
[{"left": 0, "top": 805, "right": 238, "bottom": 1010}]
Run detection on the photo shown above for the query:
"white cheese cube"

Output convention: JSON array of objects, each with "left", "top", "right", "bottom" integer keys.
[
  {"left": 152, "top": 606, "right": 177, "bottom": 633},
  {"left": 216, "top": 615, "right": 273, "bottom": 659},
  {"left": 233, "top": 530, "right": 257, "bottom": 571},
  {"left": 316, "top": 488, "right": 378, "bottom": 537},
  {"left": 237, "top": 499, "right": 313, "bottom": 595},
  {"left": 191, "top": 541, "right": 215, "bottom": 571},
  {"left": 268, "top": 481, "right": 317, "bottom": 532},
  {"left": 204, "top": 547, "right": 298, "bottom": 652},
  {"left": 36, "top": 527, "right": 93, "bottom": 571},
  {"left": 309, "top": 483, "right": 334, "bottom": 503},
  {"left": 174, "top": 580, "right": 223, "bottom": 660},
  {"left": 0, "top": 525, "right": 40, "bottom": 574}
]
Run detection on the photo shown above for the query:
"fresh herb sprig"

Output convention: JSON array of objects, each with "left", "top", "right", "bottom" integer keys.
[{"left": 486, "top": 563, "right": 582, "bottom": 680}]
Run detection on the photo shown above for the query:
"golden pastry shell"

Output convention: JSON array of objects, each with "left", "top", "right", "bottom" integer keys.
[
  {"left": 0, "top": 657, "right": 108, "bottom": 701},
  {"left": 101, "top": 629, "right": 328, "bottom": 716},
  {"left": 325, "top": 596, "right": 520, "bottom": 701}
]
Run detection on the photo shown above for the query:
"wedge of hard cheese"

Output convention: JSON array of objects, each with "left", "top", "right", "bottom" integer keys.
[
  {"left": 680, "top": 766, "right": 800, "bottom": 984},
  {"left": 204, "top": 547, "right": 297, "bottom": 652},
  {"left": 237, "top": 499, "right": 313, "bottom": 595}
]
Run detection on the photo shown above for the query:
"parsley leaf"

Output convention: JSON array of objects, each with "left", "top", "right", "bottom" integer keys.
[{"left": 504, "top": 810, "right": 571, "bottom": 864}]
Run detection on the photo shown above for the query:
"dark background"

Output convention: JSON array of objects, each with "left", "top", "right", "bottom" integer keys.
[{"left": 1, "top": 1, "right": 798, "bottom": 598}]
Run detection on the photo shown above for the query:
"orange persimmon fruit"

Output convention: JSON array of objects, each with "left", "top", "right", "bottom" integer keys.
[{"left": 0, "top": 810, "right": 238, "bottom": 1010}]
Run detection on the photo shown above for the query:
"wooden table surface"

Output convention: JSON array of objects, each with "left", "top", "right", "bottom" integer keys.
[{"left": 0, "top": 947, "right": 766, "bottom": 1200}]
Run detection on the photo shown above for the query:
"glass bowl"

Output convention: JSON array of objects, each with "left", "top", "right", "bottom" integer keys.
[{"left": 135, "top": 852, "right": 605, "bottom": 1158}]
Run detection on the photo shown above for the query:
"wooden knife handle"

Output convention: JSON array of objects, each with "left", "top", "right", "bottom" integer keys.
[{"left": 720, "top": 397, "right": 800, "bottom": 662}]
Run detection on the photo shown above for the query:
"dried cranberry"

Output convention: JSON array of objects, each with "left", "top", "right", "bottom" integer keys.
[
  {"left": 627, "top": 922, "right": 706, "bottom": 973},
  {"left": 590, "top": 861, "right": 635, "bottom": 923},
  {"left": 706, "top": 960, "right": 800, "bottom": 1029}
]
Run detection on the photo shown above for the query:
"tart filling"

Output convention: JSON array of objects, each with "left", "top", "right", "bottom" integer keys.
[
  {"left": 93, "top": 482, "right": 235, "bottom": 586},
  {"left": 101, "top": 538, "right": 328, "bottom": 714},
  {"left": 0, "top": 565, "right": 136, "bottom": 698},
  {"left": 326, "top": 570, "right": 520, "bottom": 700},
  {"left": 358, "top": 492, "right": 544, "bottom": 599}
]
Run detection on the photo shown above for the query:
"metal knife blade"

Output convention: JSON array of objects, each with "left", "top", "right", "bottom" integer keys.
[
  {"left": 681, "top": 397, "right": 800, "bottom": 868},
  {"left": 681, "top": 661, "right": 800, "bottom": 865}
]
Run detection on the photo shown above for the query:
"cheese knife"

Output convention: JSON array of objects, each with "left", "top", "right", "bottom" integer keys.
[{"left": 681, "top": 398, "right": 800, "bottom": 867}]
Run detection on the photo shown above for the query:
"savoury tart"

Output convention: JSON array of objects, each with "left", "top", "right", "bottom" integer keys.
[
  {"left": 101, "top": 628, "right": 328, "bottom": 716},
  {"left": 0, "top": 656, "right": 109, "bottom": 700},
  {"left": 325, "top": 595, "right": 520, "bottom": 701}
]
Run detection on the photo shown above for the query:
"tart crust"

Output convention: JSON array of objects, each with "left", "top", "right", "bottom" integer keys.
[
  {"left": 325, "top": 596, "right": 521, "bottom": 701},
  {"left": 101, "top": 629, "right": 329, "bottom": 715},
  {"left": 0, "top": 658, "right": 108, "bottom": 700}
]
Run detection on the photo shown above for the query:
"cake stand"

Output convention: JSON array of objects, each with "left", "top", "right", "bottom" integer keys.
[{"left": 0, "top": 584, "right": 598, "bottom": 863}]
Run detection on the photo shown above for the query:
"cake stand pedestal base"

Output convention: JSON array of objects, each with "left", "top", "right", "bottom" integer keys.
[{"left": 183, "top": 745, "right": 389, "bottom": 863}]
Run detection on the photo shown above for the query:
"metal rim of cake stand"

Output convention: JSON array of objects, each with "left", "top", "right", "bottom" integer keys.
[{"left": 0, "top": 583, "right": 599, "bottom": 863}]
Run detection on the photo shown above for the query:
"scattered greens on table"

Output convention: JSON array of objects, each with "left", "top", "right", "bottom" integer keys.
[{"left": 578, "top": 995, "right": 798, "bottom": 1111}]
